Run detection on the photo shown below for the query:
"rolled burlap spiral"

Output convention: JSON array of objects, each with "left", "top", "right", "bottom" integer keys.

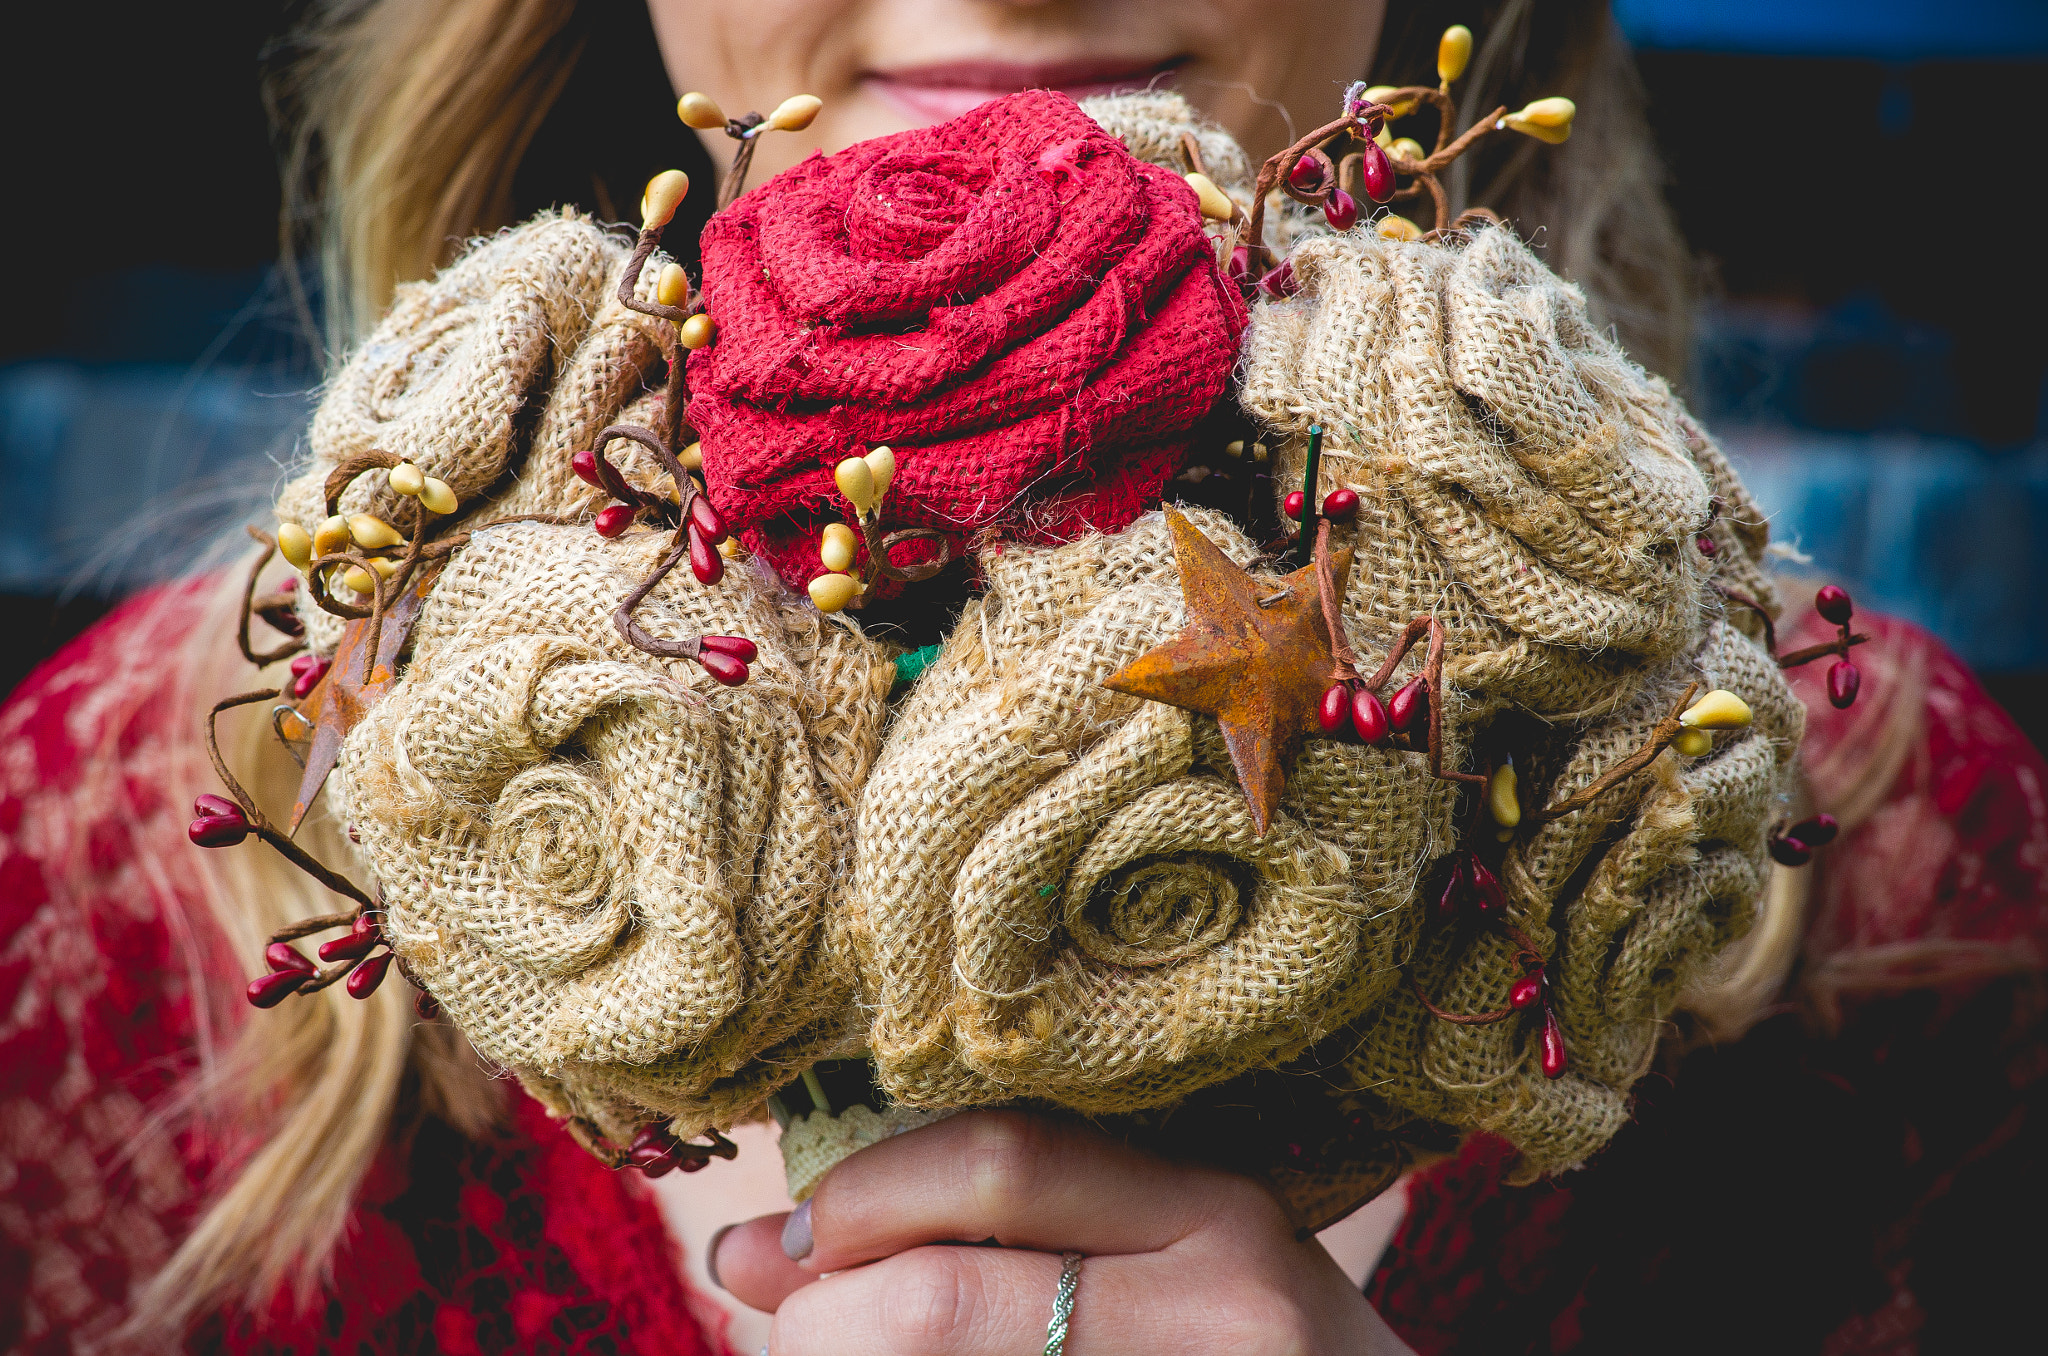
[
  {"left": 1238, "top": 223, "right": 1801, "bottom": 1174},
  {"left": 1240, "top": 224, "right": 1779, "bottom": 719},
  {"left": 850, "top": 507, "right": 1459, "bottom": 1114},
  {"left": 277, "top": 209, "right": 673, "bottom": 654},
  {"left": 337, "top": 522, "right": 892, "bottom": 1145}
]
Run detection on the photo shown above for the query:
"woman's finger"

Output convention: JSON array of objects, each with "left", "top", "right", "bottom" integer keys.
[
  {"left": 798, "top": 1110, "right": 1275, "bottom": 1273},
  {"left": 769, "top": 1245, "right": 1163, "bottom": 1356},
  {"left": 769, "top": 1240, "right": 1400, "bottom": 1356},
  {"left": 709, "top": 1212, "right": 815, "bottom": 1314}
]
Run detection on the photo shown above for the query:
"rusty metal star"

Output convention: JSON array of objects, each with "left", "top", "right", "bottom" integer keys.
[
  {"left": 1103, "top": 510, "right": 1351, "bottom": 834},
  {"left": 286, "top": 563, "right": 440, "bottom": 833}
]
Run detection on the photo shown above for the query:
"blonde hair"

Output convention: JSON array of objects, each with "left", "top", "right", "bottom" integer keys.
[
  {"left": 122, "top": 576, "right": 499, "bottom": 1345},
  {"left": 136, "top": 0, "right": 1706, "bottom": 1334}
]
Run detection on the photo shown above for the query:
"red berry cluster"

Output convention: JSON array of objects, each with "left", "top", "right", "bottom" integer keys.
[
  {"left": 1284, "top": 101, "right": 1397, "bottom": 236},
  {"left": 572, "top": 446, "right": 733, "bottom": 581},
  {"left": 1434, "top": 850, "right": 1505, "bottom": 924},
  {"left": 287, "top": 653, "right": 331, "bottom": 699},
  {"left": 247, "top": 912, "right": 392, "bottom": 1009},
  {"left": 1423, "top": 850, "right": 1569, "bottom": 1079},
  {"left": 692, "top": 635, "right": 758, "bottom": 686},
  {"left": 1768, "top": 812, "right": 1839, "bottom": 867},
  {"left": 187, "top": 793, "right": 404, "bottom": 1008},
  {"left": 570, "top": 445, "right": 756, "bottom": 686},
  {"left": 1284, "top": 484, "right": 1359, "bottom": 527},
  {"left": 1320, "top": 673, "right": 1427, "bottom": 747},
  {"left": 1515, "top": 966, "right": 1568, "bottom": 1080},
  {"left": 627, "top": 1123, "right": 708, "bottom": 1178},
  {"left": 1814, "top": 585, "right": 1861, "bottom": 709},
  {"left": 188, "top": 793, "right": 251, "bottom": 848}
]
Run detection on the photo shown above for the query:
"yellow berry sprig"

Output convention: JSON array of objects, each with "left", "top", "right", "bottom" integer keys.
[
  {"left": 1241, "top": 21, "right": 1579, "bottom": 267},
  {"left": 676, "top": 89, "right": 823, "bottom": 210}
]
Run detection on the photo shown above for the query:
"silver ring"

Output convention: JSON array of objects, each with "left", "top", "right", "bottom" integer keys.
[{"left": 1043, "top": 1251, "right": 1083, "bottom": 1356}]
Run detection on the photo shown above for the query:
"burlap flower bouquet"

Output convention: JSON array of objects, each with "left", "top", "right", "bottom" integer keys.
[{"left": 199, "top": 58, "right": 1865, "bottom": 1232}]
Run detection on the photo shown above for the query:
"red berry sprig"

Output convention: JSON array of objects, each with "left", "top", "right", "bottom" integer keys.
[
  {"left": 1768, "top": 813, "right": 1840, "bottom": 867},
  {"left": 1432, "top": 850, "right": 1506, "bottom": 925},
  {"left": 1409, "top": 885, "right": 1570, "bottom": 1080},
  {"left": 1774, "top": 584, "right": 1869, "bottom": 708},
  {"left": 238, "top": 906, "right": 398, "bottom": 1009},
  {"left": 573, "top": 430, "right": 754, "bottom": 686},
  {"left": 625, "top": 1123, "right": 739, "bottom": 1178}
]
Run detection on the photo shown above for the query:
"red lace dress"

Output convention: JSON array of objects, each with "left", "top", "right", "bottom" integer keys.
[
  {"left": 0, "top": 586, "right": 729, "bottom": 1355},
  {"left": 4, "top": 592, "right": 2042, "bottom": 1354}
]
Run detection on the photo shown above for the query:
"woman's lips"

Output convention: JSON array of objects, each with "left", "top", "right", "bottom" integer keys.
[{"left": 864, "top": 57, "right": 1186, "bottom": 125}]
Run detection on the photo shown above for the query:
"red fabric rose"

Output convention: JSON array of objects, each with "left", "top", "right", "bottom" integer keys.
[{"left": 687, "top": 89, "right": 1248, "bottom": 593}]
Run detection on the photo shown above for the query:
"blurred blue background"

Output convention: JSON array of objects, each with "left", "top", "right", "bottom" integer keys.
[{"left": 2, "top": 2, "right": 2043, "bottom": 734}]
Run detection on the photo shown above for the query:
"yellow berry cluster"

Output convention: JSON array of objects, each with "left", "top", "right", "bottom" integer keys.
[
  {"left": 808, "top": 446, "right": 896, "bottom": 613},
  {"left": 1349, "top": 23, "right": 1578, "bottom": 240},
  {"left": 273, "top": 461, "right": 455, "bottom": 596}
]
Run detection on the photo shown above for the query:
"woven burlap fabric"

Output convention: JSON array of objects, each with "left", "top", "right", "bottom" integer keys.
[
  {"left": 1082, "top": 91, "right": 1251, "bottom": 200},
  {"left": 334, "top": 521, "right": 892, "bottom": 1144},
  {"left": 1236, "top": 224, "right": 1800, "bottom": 1174},
  {"left": 849, "top": 507, "right": 1458, "bottom": 1114},
  {"left": 1240, "top": 225, "right": 1768, "bottom": 721}
]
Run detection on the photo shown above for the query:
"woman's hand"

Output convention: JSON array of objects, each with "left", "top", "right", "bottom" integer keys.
[{"left": 708, "top": 1110, "right": 1418, "bottom": 1355}]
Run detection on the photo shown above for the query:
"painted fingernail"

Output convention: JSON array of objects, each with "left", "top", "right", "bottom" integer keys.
[
  {"left": 781, "top": 1199, "right": 813, "bottom": 1261},
  {"left": 706, "top": 1222, "right": 737, "bottom": 1291}
]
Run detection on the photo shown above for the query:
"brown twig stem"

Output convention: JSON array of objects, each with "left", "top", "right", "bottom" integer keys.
[
  {"left": 236, "top": 529, "right": 305, "bottom": 666},
  {"left": 1712, "top": 583, "right": 1778, "bottom": 654},
  {"left": 1523, "top": 682, "right": 1700, "bottom": 826},
  {"left": 1314, "top": 518, "right": 1361, "bottom": 682},
  {"left": 205, "top": 690, "right": 378, "bottom": 910},
  {"left": 1777, "top": 632, "right": 1870, "bottom": 670}
]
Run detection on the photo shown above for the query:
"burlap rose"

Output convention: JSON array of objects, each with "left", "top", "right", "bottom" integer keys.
[
  {"left": 278, "top": 210, "right": 674, "bottom": 654},
  {"left": 1237, "top": 222, "right": 1802, "bottom": 1176},
  {"left": 1344, "top": 619, "right": 1803, "bottom": 1176},
  {"left": 1239, "top": 223, "right": 1766, "bottom": 722},
  {"left": 688, "top": 89, "right": 1248, "bottom": 594},
  {"left": 336, "top": 522, "right": 894, "bottom": 1143},
  {"left": 849, "top": 509, "right": 1459, "bottom": 1114}
]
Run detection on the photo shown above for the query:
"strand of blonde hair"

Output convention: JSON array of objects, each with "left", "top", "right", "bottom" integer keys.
[{"left": 115, "top": 567, "right": 499, "bottom": 1347}]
